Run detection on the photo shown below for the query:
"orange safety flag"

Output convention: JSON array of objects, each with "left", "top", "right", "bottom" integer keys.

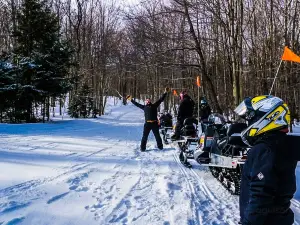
[
  {"left": 173, "top": 90, "right": 178, "bottom": 96},
  {"left": 281, "top": 46, "right": 300, "bottom": 63},
  {"left": 196, "top": 76, "right": 201, "bottom": 87}
]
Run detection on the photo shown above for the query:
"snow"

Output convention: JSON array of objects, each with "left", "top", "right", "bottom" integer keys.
[{"left": 1, "top": 98, "right": 300, "bottom": 225}]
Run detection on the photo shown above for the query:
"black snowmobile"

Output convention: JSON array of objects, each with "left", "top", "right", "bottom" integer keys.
[
  {"left": 159, "top": 112, "right": 173, "bottom": 144},
  {"left": 174, "top": 117, "right": 199, "bottom": 168},
  {"left": 193, "top": 113, "right": 249, "bottom": 195}
]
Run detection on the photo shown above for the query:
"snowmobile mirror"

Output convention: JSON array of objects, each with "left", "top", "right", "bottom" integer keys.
[{"left": 228, "top": 133, "right": 248, "bottom": 147}]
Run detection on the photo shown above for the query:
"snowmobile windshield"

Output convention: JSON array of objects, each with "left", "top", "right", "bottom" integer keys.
[{"left": 208, "top": 113, "right": 226, "bottom": 125}]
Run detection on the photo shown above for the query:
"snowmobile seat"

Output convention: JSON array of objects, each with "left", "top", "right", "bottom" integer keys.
[
  {"left": 227, "top": 123, "right": 247, "bottom": 137},
  {"left": 159, "top": 114, "right": 173, "bottom": 128},
  {"left": 201, "top": 126, "right": 215, "bottom": 152},
  {"left": 182, "top": 117, "right": 198, "bottom": 136},
  {"left": 183, "top": 117, "right": 198, "bottom": 126},
  {"left": 228, "top": 133, "right": 248, "bottom": 147}
]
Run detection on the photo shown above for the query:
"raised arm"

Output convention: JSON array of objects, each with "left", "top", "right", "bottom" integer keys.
[
  {"left": 126, "top": 95, "right": 144, "bottom": 110},
  {"left": 153, "top": 87, "right": 169, "bottom": 108},
  {"left": 131, "top": 99, "right": 145, "bottom": 110},
  {"left": 153, "top": 93, "right": 167, "bottom": 108}
]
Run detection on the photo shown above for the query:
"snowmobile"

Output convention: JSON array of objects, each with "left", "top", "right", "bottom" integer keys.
[
  {"left": 193, "top": 113, "right": 249, "bottom": 195},
  {"left": 173, "top": 117, "right": 199, "bottom": 168},
  {"left": 159, "top": 112, "right": 173, "bottom": 144}
]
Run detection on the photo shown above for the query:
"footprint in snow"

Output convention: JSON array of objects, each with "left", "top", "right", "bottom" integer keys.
[
  {"left": 74, "top": 186, "right": 89, "bottom": 192},
  {"left": 0, "top": 201, "right": 30, "bottom": 214},
  {"left": 6, "top": 217, "right": 25, "bottom": 225},
  {"left": 134, "top": 196, "right": 142, "bottom": 200},
  {"left": 91, "top": 202, "right": 104, "bottom": 210},
  {"left": 47, "top": 192, "right": 69, "bottom": 204},
  {"left": 108, "top": 211, "right": 128, "bottom": 223},
  {"left": 167, "top": 182, "right": 181, "bottom": 191},
  {"left": 124, "top": 199, "right": 132, "bottom": 209},
  {"left": 67, "top": 173, "right": 89, "bottom": 191}
]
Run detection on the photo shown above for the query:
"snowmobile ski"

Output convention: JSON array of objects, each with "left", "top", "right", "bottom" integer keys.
[{"left": 182, "top": 162, "right": 192, "bottom": 168}]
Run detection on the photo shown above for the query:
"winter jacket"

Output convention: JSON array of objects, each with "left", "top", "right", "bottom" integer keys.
[
  {"left": 177, "top": 95, "right": 195, "bottom": 122},
  {"left": 131, "top": 93, "right": 167, "bottom": 122},
  {"left": 240, "top": 132, "right": 299, "bottom": 225}
]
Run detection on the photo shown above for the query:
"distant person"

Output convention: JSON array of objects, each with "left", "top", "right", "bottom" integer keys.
[
  {"left": 236, "top": 95, "right": 297, "bottom": 225},
  {"left": 171, "top": 91, "right": 195, "bottom": 141},
  {"left": 126, "top": 88, "right": 169, "bottom": 151},
  {"left": 199, "top": 99, "right": 211, "bottom": 122}
]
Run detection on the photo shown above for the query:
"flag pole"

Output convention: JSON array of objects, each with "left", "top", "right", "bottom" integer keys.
[
  {"left": 196, "top": 76, "right": 200, "bottom": 133},
  {"left": 269, "top": 60, "right": 283, "bottom": 95},
  {"left": 198, "top": 84, "right": 200, "bottom": 124}
]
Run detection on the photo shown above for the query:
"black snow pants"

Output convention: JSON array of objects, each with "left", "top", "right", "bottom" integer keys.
[{"left": 141, "top": 122, "right": 163, "bottom": 150}]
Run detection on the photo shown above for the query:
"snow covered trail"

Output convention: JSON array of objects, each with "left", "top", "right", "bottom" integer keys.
[{"left": 1, "top": 103, "right": 300, "bottom": 225}]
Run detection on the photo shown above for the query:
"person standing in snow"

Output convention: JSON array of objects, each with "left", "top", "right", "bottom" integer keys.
[
  {"left": 171, "top": 91, "right": 195, "bottom": 141},
  {"left": 126, "top": 88, "right": 170, "bottom": 151},
  {"left": 235, "top": 95, "right": 298, "bottom": 225}
]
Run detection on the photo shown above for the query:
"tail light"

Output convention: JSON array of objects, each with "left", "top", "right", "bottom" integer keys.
[{"left": 241, "top": 155, "right": 247, "bottom": 160}]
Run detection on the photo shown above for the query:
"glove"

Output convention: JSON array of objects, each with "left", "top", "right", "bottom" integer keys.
[
  {"left": 165, "top": 87, "right": 170, "bottom": 93},
  {"left": 126, "top": 95, "right": 132, "bottom": 101}
]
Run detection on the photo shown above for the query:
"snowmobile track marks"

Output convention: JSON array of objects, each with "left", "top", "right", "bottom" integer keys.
[{"left": 173, "top": 152, "right": 240, "bottom": 224}]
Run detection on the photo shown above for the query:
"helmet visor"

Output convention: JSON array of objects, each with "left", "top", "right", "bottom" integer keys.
[
  {"left": 234, "top": 97, "right": 255, "bottom": 119},
  {"left": 234, "top": 99, "right": 248, "bottom": 117}
]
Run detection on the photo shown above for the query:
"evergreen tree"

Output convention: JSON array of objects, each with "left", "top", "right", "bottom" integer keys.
[
  {"left": 69, "top": 83, "right": 94, "bottom": 118},
  {"left": 0, "top": 54, "right": 15, "bottom": 122},
  {"left": 9, "top": 0, "right": 74, "bottom": 122},
  {"left": 0, "top": 53, "right": 43, "bottom": 122}
]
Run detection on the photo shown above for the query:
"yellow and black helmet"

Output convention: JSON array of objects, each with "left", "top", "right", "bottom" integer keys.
[{"left": 234, "top": 95, "right": 290, "bottom": 146}]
